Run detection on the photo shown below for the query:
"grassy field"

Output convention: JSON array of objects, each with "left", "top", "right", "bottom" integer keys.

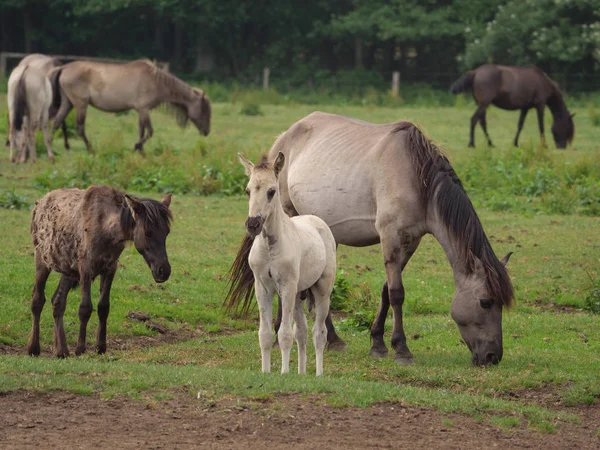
[{"left": 0, "top": 94, "right": 599, "bottom": 434}]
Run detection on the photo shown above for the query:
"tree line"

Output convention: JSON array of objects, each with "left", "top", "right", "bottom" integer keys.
[{"left": 1, "top": 0, "right": 599, "bottom": 91}]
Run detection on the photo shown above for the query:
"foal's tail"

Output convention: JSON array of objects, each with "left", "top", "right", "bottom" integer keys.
[
  {"left": 12, "top": 67, "right": 29, "bottom": 132},
  {"left": 223, "top": 234, "right": 256, "bottom": 316},
  {"left": 48, "top": 67, "right": 63, "bottom": 119},
  {"left": 450, "top": 71, "right": 474, "bottom": 94}
]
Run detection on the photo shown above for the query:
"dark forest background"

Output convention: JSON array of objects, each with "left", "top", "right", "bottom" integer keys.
[{"left": 2, "top": 0, "right": 600, "bottom": 92}]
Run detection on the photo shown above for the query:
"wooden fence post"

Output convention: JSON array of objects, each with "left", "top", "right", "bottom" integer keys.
[
  {"left": 263, "top": 67, "right": 270, "bottom": 90},
  {"left": 392, "top": 71, "right": 400, "bottom": 97},
  {"left": 0, "top": 53, "right": 7, "bottom": 78}
]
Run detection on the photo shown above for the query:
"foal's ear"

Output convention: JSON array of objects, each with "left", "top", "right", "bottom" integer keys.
[
  {"left": 238, "top": 153, "right": 254, "bottom": 176},
  {"left": 125, "top": 195, "right": 144, "bottom": 221},
  {"left": 500, "top": 252, "right": 513, "bottom": 266},
  {"left": 273, "top": 151, "right": 285, "bottom": 178},
  {"left": 162, "top": 193, "right": 172, "bottom": 208}
]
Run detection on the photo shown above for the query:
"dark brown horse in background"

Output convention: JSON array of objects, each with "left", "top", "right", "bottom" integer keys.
[{"left": 451, "top": 64, "right": 575, "bottom": 149}]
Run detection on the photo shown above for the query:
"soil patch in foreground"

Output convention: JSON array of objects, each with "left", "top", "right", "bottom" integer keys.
[{"left": 1, "top": 391, "right": 599, "bottom": 449}]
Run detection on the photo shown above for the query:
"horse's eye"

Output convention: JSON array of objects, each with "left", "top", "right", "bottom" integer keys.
[
  {"left": 480, "top": 298, "right": 493, "bottom": 310},
  {"left": 267, "top": 188, "right": 276, "bottom": 201},
  {"left": 245, "top": 188, "right": 250, "bottom": 197}
]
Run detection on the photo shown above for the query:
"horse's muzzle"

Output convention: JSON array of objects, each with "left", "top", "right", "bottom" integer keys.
[
  {"left": 472, "top": 348, "right": 502, "bottom": 366},
  {"left": 245, "top": 216, "right": 264, "bottom": 238},
  {"left": 152, "top": 264, "right": 171, "bottom": 283}
]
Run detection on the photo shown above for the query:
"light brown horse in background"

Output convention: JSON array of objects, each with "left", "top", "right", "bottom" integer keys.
[
  {"left": 6, "top": 54, "right": 69, "bottom": 163},
  {"left": 49, "top": 59, "right": 211, "bottom": 152}
]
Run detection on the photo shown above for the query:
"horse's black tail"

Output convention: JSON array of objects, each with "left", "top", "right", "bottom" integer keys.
[
  {"left": 13, "top": 67, "right": 29, "bottom": 132},
  {"left": 48, "top": 67, "right": 63, "bottom": 119},
  {"left": 223, "top": 234, "right": 256, "bottom": 317},
  {"left": 450, "top": 71, "right": 474, "bottom": 94}
]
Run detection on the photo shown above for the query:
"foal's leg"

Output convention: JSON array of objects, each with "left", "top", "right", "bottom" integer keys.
[
  {"left": 96, "top": 267, "right": 117, "bottom": 354},
  {"left": 513, "top": 108, "right": 529, "bottom": 147},
  {"left": 536, "top": 105, "right": 547, "bottom": 148},
  {"left": 75, "top": 275, "right": 94, "bottom": 355},
  {"left": 27, "top": 258, "right": 51, "bottom": 356},
  {"left": 51, "top": 275, "right": 77, "bottom": 358},
  {"left": 134, "top": 109, "right": 153, "bottom": 152},
  {"left": 311, "top": 282, "right": 332, "bottom": 376},
  {"left": 278, "top": 285, "right": 297, "bottom": 374},
  {"left": 256, "top": 280, "right": 274, "bottom": 373},
  {"left": 293, "top": 294, "right": 308, "bottom": 374}
]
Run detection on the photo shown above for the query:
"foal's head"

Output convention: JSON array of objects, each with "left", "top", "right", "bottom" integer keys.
[
  {"left": 189, "top": 89, "right": 211, "bottom": 136},
  {"left": 123, "top": 193, "right": 173, "bottom": 283},
  {"left": 238, "top": 152, "right": 285, "bottom": 237}
]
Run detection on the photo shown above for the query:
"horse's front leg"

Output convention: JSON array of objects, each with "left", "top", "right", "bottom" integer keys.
[
  {"left": 96, "top": 267, "right": 117, "bottom": 354},
  {"left": 513, "top": 108, "right": 529, "bottom": 147},
  {"left": 27, "top": 257, "right": 51, "bottom": 356},
  {"left": 536, "top": 105, "right": 547, "bottom": 148},
  {"left": 378, "top": 231, "right": 421, "bottom": 364},
  {"left": 75, "top": 274, "right": 94, "bottom": 355},
  {"left": 255, "top": 280, "right": 274, "bottom": 373},
  {"left": 51, "top": 275, "right": 77, "bottom": 358},
  {"left": 134, "top": 109, "right": 153, "bottom": 152},
  {"left": 292, "top": 294, "right": 308, "bottom": 374},
  {"left": 278, "top": 284, "right": 297, "bottom": 374}
]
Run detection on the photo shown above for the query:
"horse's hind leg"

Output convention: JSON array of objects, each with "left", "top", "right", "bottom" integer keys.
[
  {"left": 369, "top": 282, "right": 390, "bottom": 358},
  {"left": 42, "top": 119, "right": 55, "bottom": 163},
  {"left": 75, "top": 106, "right": 93, "bottom": 152},
  {"left": 27, "top": 258, "right": 51, "bottom": 356},
  {"left": 51, "top": 275, "right": 77, "bottom": 358},
  {"left": 292, "top": 294, "right": 308, "bottom": 374},
  {"left": 96, "top": 267, "right": 116, "bottom": 354},
  {"left": 479, "top": 108, "right": 494, "bottom": 147}
]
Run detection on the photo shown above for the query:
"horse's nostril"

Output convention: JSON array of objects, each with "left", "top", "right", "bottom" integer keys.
[{"left": 486, "top": 352, "right": 499, "bottom": 365}]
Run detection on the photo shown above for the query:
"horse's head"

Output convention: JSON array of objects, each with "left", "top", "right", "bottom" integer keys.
[
  {"left": 552, "top": 113, "right": 575, "bottom": 149},
  {"left": 238, "top": 152, "right": 285, "bottom": 238},
  {"left": 189, "top": 89, "right": 211, "bottom": 136},
  {"left": 124, "top": 193, "right": 173, "bottom": 283},
  {"left": 450, "top": 252, "right": 513, "bottom": 366}
]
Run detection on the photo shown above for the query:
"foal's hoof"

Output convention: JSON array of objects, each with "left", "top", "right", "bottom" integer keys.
[
  {"left": 326, "top": 338, "right": 347, "bottom": 352},
  {"left": 394, "top": 352, "right": 414, "bottom": 365},
  {"left": 369, "top": 346, "right": 389, "bottom": 358}
]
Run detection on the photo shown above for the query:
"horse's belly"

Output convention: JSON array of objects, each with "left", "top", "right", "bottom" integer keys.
[{"left": 289, "top": 177, "right": 379, "bottom": 247}]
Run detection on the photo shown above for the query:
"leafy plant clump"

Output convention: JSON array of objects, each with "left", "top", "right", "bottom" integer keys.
[
  {"left": 583, "top": 277, "right": 600, "bottom": 314},
  {"left": 239, "top": 103, "right": 264, "bottom": 116},
  {"left": 0, "top": 189, "right": 31, "bottom": 210}
]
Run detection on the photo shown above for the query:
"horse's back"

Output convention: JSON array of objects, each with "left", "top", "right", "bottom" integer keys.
[
  {"left": 31, "top": 188, "right": 85, "bottom": 276},
  {"left": 18, "top": 54, "right": 60, "bottom": 75},
  {"left": 273, "top": 112, "right": 422, "bottom": 247}
]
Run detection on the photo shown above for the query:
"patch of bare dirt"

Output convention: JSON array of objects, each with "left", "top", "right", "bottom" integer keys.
[{"left": 0, "top": 391, "right": 598, "bottom": 449}]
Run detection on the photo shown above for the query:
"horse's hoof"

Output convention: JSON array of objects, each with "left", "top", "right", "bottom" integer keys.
[
  {"left": 394, "top": 353, "right": 414, "bottom": 365},
  {"left": 96, "top": 345, "right": 106, "bottom": 355},
  {"left": 75, "top": 345, "right": 86, "bottom": 356},
  {"left": 55, "top": 348, "right": 70, "bottom": 358},
  {"left": 467, "top": 143, "right": 475, "bottom": 148},
  {"left": 327, "top": 339, "right": 347, "bottom": 352},
  {"left": 27, "top": 344, "right": 41, "bottom": 356},
  {"left": 134, "top": 143, "right": 143, "bottom": 152},
  {"left": 369, "top": 346, "right": 389, "bottom": 358}
]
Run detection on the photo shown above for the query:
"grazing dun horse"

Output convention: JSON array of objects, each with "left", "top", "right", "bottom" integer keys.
[
  {"left": 234, "top": 153, "right": 336, "bottom": 375},
  {"left": 451, "top": 64, "right": 575, "bottom": 149},
  {"left": 227, "top": 112, "right": 514, "bottom": 366},
  {"left": 49, "top": 59, "right": 211, "bottom": 152},
  {"left": 7, "top": 54, "right": 68, "bottom": 163},
  {"left": 28, "top": 185, "right": 173, "bottom": 357}
]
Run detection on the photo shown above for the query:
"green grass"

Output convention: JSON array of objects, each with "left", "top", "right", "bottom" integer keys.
[{"left": 0, "top": 93, "right": 599, "bottom": 434}]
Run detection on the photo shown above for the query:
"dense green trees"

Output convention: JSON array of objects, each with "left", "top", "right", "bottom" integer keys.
[{"left": 1, "top": 0, "right": 599, "bottom": 90}]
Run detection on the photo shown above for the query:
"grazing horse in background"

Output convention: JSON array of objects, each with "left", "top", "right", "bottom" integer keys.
[
  {"left": 451, "top": 64, "right": 575, "bottom": 149},
  {"left": 49, "top": 59, "right": 211, "bottom": 152},
  {"left": 227, "top": 112, "right": 514, "bottom": 366},
  {"left": 6, "top": 54, "right": 69, "bottom": 163},
  {"left": 27, "top": 185, "right": 173, "bottom": 358},
  {"left": 234, "top": 153, "right": 336, "bottom": 375}
]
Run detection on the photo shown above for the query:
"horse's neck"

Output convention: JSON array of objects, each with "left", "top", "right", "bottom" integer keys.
[
  {"left": 428, "top": 217, "right": 470, "bottom": 285},
  {"left": 157, "top": 73, "right": 194, "bottom": 106},
  {"left": 261, "top": 204, "right": 293, "bottom": 249},
  {"left": 547, "top": 86, "right": 569, "bottom": 118}
]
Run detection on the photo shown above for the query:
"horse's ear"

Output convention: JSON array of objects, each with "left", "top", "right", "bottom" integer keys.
[
  {"left": 500, "top": 252, "right": 513, "bottom": 266},
  {"left": 162, "top": 193, "right": 172, "bottom": 208},
  {"left": 125, "top": 195, "right": 143, "bottom": 221},
  {"left": 273, "top": 151, "right": 285, "bottom": 178},
  {"left": 238, "top": 153, "right": 254, "bottom": 176}
]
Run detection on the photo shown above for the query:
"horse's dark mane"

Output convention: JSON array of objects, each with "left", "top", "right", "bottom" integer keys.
[
  {"left": 397, "top": 121, "right": 514, "bottom": 308},
  {"left": 255, "top": 155, "right": 271, "bottom": 170},
  {"left": 120, "top": 195, "right": 173, "bottom": 234}
]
